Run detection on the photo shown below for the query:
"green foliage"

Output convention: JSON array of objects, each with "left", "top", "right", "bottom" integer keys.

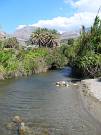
[
  {"left": 0, "top": 50, "right": 12, "bottom": 66},
  {"left": 68, "top": 38, "right": 74, "bottom": 45},
  {"left": 60, "top": 39, "right": 79, "bottom": 65},
  {"left": 0, "top": 40, "right": 4, "bottom": 49},
  {"left": 78, "top": 16, "right": 101, "bottom": 55},
  {"left": 97, "top": 43, "right": 101, "bottom": 53},
  {"left": 72, "top": 16, "right": 101, "bottom": 78},
  {"left": 75, "top": 52, "right": 101, "bottom": 78},
  {"left": 46, "top": 48, "right": 67, "bottom": 69},
  {"left": 0, "top": 42, "right": 67, "bottom": 79},
  {"left": 5, "top": 56, "right": 19, "bottom": 72},
  {"left": 4, "top": 37, "right": 19, "bottom": 49},
  {"left": 60, "top": 16, "right": 101, "bottom": 78},
  {"left": 0, "top": 65, "right": 5, "bottom": 74}
]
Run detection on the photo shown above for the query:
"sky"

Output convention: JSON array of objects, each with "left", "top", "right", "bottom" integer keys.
[{"left": 0, "top": 0, "right": 101, "bottom": 33}]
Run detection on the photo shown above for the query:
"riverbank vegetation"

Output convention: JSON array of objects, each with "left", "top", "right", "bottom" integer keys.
[
  {"left": 0, "top": 16, "right": 101, "bottom": 79},
  {"left": 0, "top": 34, "right": 67, "bottom": 79},
  {"left": 61, "top": 16, "right": 101, "bottom": 78}
]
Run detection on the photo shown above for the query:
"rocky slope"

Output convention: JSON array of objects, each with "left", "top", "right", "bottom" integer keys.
[{"left": 13, "top": 26, "right": 36, "bottom": 42}]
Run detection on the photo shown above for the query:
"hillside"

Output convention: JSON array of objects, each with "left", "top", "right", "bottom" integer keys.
[
  {"left": 13, "top": 26, "right": 36, "bottom": 42},
  {"left": 61, "top": 31, "right": 80, "bottom": 40}
]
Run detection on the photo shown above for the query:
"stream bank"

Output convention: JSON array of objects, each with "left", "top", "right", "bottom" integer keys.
[{"left": 80, "top": 78, "right": 101, "bottom": 123}]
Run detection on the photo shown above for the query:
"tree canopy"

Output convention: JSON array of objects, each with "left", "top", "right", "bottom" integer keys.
[{"left": 30, "top": 28, "right": 60, "bottom": 47}]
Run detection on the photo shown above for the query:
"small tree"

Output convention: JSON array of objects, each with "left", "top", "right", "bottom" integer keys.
[{"left": 4, "top": 37, "right": 19, "bottom": 49}]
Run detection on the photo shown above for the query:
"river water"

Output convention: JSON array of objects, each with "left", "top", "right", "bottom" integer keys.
[{"left": 0, "top": 68, "right": 101, "bottom": 135}]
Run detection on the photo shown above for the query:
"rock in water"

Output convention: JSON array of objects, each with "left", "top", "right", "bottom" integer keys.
[
  {"left": 19, "top": 122, "right": 26, "bottom": 135},
  {"left": 6, "top": 116, "right": 35, "bottom": 135},
  {"left": 13, "top": 116, "right": 22, "bottom": 123}
]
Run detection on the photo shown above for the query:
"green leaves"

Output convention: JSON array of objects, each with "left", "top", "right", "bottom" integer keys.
[
  {"left": 45, "top": 48, "right": 67, "bottom": 69},
  {"left": 74, "top": 52, "right": 101, "bottom": 78},
  {"left": 4, "top": 37, "right": 19, "bottom": 49},
  {"left": 0, "top": 46, "right": 67, "bottom": 79},
  {"left": 71, "top": 16, "right": 101, "bottom": 78}
]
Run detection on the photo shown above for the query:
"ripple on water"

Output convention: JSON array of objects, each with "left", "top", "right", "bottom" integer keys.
[{"left": 0, "top": 70, "right": 101, "bottom": 135}]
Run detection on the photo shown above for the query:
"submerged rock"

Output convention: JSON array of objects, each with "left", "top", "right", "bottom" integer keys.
[
  {"left": 56, "top": 81, "right": 69, "bottom": 87},
  {"left": 19, "top": 122, "right": 27, "bottom": 135},
  {"left": 6, "top": 116, "right": 34, "bottom": 135},
  {"left": 13, "top": 116, "right": 22, "bottom": 123}
]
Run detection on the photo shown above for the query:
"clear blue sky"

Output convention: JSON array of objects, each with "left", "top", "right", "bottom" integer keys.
[{"left": 0, "top": 0, "right": 76, "bottom": 32}]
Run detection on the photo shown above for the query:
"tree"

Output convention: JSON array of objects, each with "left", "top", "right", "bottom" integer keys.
[
  {"left": 4, "top": 37, "right": 19, "bottom": 49},
  {"left": 30, "top": 28, "right": 60, "bottom": 47}
]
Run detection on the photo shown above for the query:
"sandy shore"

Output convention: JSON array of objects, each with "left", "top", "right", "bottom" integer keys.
[
  {"left": 80, "top": 78, "right": 101, "bottom": 123},
  {"left": 81, "top": 78, "right": 101, "bottom": 101}
]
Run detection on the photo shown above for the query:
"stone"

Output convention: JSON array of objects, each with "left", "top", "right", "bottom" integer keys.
[
  {"left": 19, "top": 122, "right": 26, "bottom": 135},
  {"left": 13, "top": 116, "right": 22, "bottom": 123}
]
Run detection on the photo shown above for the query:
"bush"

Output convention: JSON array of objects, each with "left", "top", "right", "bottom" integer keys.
[
  {"left": 4, "top": 37, "right": 19, "bottom": 49},
  {"left": 74, "top": 52, "right": 101, "bottom": 78},
  {"left": 45, "top": 48, "right": 67, "bottom": 69},
  {"left": 71, "top": 16, "right": 101, "bottom": 78},
  {"left": 0, "top": 46, "right": 67, "bottom": 79}
]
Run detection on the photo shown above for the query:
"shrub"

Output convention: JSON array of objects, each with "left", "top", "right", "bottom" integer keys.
[{"left": 74, "top": 52, "right": 101, "bottom": 78}]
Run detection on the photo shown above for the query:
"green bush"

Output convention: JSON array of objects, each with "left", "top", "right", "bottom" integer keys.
[
  {"left": 45, "top": 48, "right": 67, "bottom": 69},
  {"left": 70, "top": 16, "right": 101, "bottom": 78},
  {"left": 0, "top": 65, "right": 5, "bottom": 74},
  {"left": 74, "top": 52, "right": 101, "bottom": 78},
  {"left": 0, "top": 45, "right": 67, "bottom": 79}
]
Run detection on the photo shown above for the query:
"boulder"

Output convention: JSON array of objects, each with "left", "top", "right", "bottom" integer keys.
[
  {"left": 13, "top": 116, "right": 22, "bottom": 123},
  {"left": 56, "top": 81, "right": 69, "bottom": 87}
]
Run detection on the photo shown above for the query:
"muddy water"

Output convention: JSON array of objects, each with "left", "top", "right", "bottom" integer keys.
[{"left": 0, "top": 68, "right": 101, "bottom": 135}]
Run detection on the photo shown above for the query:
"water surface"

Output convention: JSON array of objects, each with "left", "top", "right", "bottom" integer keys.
[{"left": 0, "top": 68, "right": 101, "bottom": 135}]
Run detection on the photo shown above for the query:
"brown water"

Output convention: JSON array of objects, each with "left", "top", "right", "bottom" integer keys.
[{"left": 0, "top": 68, "right": 101, "bottom": 135}]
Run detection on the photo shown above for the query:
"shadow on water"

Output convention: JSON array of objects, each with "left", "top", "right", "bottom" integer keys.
[
  {"left": 60, "top": 67, "right": 72, "bottom": 77},
  {"left": 97, "top": 77, "right": 101, "bottom": 82},
  {"left": 59, "top": 67, "right": 81, "bottom": 83}
]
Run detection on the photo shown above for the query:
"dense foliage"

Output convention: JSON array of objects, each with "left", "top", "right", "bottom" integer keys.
[
  {"left": 61, "top": 16, "right": 101, "bottom": 78},
  {"left": 3, "top": 37, "right": 19, "bottom": 49},
  {"left": 0, "top": 45, "right": 67, "bottom": 79},
  {"left": 75, "top": 16, "right": 101, "bottom": 78}
]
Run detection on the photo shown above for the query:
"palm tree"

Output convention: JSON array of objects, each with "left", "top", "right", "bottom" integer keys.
[{"left": 30, "top": 28, "right": 60, "bottom": 48}]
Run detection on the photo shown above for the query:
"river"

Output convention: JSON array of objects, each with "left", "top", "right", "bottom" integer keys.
[{"left": 0, "top": 68, "right": 101, "bottom": 135}]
